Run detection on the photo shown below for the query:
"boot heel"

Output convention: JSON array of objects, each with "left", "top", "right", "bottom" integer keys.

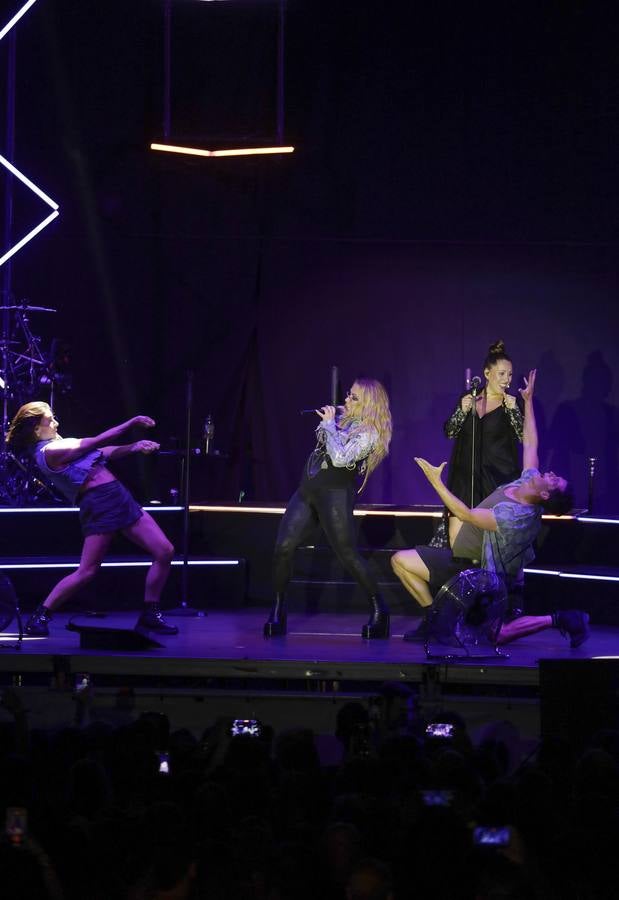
[
  {"left": 263, "top": 593, "right": 287, "bottom": 638},
  {"left": 264, "top": 614, "right": 287, "bottom": 638},
  {"left": 362, "top": 615, "right": 390, "bottom": 640},
  {"left": 24, "top": 604, "right": 52, "bottom": 637},
  {"left": 362, "top": 594, "right": 390, "bottom": 640}
]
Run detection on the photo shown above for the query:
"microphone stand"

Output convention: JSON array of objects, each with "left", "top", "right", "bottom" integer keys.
[
  {"left": 299, "top": 364, "right": 341, "bottom": 415},
  {"left": 330, "top": 364, "right": 339, "bottom": 407},
  {"left": 469, "top": 381, "right": 480, "bottom": 508},
  {"left": 166, "top": 371, "right": 204, "bottom": 618},
  {"left": 587, "top": 456, "right": 597, "bottom": 514}
]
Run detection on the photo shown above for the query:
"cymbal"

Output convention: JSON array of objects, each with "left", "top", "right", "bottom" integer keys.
[{"left": 0, "top": 305, "right": 57, "bottom": 312}]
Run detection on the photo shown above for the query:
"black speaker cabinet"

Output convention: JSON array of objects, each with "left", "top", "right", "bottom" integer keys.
[{"left": 540, "top": 659, "right": 619, "bottom": 754}]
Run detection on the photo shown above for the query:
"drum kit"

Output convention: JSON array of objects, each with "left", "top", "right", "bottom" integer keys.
[{"left": 0, "top": 301, "right": 70, "bottom": 506}]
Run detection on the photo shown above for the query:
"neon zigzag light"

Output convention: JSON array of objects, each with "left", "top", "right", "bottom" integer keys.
[
  {"left": 0, "top": 0, "right": 39, "bottom": 41},
  {"left": 0, "top": 0, "right": 59, "bottom": 268}
]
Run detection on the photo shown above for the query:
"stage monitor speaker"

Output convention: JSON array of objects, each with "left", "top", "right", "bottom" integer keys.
[
  {"left": 66, "top": 617, "right": 164, "bottom": 650},
  {"left": 0, "top": 575, "right": 23, "bottom": 648},
  {"left": 540, "top": 659, "right": 619, "bottom": 755}
]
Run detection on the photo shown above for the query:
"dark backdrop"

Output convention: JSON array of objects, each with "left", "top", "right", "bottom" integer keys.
[{"left": 3, "top": 0, "right": 618, "bottom": 510}]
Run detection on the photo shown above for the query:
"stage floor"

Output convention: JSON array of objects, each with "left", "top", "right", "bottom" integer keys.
[{"left": 0, "top": 609, "right": 614, "bottom": 687}]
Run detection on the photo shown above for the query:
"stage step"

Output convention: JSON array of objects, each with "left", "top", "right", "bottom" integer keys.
[
  {"left": 536, "top": 518, "right": 619, "bottom": 568},
  {"left": 288, "top": 545, "right": 408, "bottom": 613},
  {"left": 3, "top": 505, "right": 619, "bottom": 622},
  {"left": 288, "top": 577, "right": 411, "bottom": 615},
  {"left": 288, "top": 551, "right": 619, "bottom": 620},
  {"left": 0, "top": 505, "right": 438, "bottom": 558},
  {"left": 0, "top": 506, "right": 187, "bottom": 557},
  {"left": 0, "top": 556, "right": 247, "bottom": 613},
  {"left": 524, "top": 565, "right": 619, "bottom": 624}
]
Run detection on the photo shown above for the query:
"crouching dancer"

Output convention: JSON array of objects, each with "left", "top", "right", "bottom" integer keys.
[
  {"left": 392, "top": 370, "right": 589, "bottom": 648},
  {"left": 6, "top": 402, "right": 177, "bottom": 637}
]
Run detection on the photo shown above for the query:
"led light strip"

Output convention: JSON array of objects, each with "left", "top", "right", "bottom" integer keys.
[
  {"left": 3, "top": 560, "right": 611, "bottom": 578},
  {"left": 0, "top": 0, "right": 39, "bottom": 41},
  {"left": 151, "top": 142, "right": 294, "bottom": 158},
  {"left": 357, "top": 509, "right": 442, "bottom": 518},
  {"left": 0, "top": 506, "right": 182, "bottom": 513},
  {"left": 0, "top": 559, "right": 240, "bottom": 570},
  {"left": 0, "top": 634, "right": 38, "bottom": 642},
  {"left": 559, "top": 572, "right": 619, "bottom": 583},
  {"left": 524, "top": 568, "right": 561, "bottom": 576},
  {"left": 0, "top": 152, "right": 58, "bottom": 207},
  {"left": 191, "top": 504, "right": 442, "bottom": 517},
  {"left": 191, "top": 505, "right": 286, "bottom": 514},
  {"left": 0, "top": 209, "right": 60, "bottom": 267},
  {"left": 577, "top": 517, "right": 619, "bottom": 525},
  {"left": 525, "top": 568, "right": 619, "bottom": 582},
  {"left": 6, "top": 506, "right": 616, "bottom": 523}
]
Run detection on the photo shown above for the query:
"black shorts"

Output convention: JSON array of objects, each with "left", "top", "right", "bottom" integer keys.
[
  {"left": 416, "top": 545, "right": 475, "bottom": 599},
  {"left": 79, "top": 481, "right": 143, "bottom": 536}
]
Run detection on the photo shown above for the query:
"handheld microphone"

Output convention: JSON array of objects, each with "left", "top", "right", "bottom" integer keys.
[
  {"left": 470, "top": 376, "right": 482, "bottom": 396},
  {"left": 300, "top": 405, "right": 345, "bottom": 415}
]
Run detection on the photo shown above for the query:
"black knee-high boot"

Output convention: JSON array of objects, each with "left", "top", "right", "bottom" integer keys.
[
  {"left": 362, "top": 594, "right": 390, "bottom": 639},
  {"left": 264, "top": 593, "right": 287, "bottom": 637}
]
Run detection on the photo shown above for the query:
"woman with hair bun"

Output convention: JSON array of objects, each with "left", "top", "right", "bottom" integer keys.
[
  {"left": 442, "top": 340, "right": 524, "bottom": 546},
  {"left": 264, "top": 377, "right": 393, "bottom": 640}
]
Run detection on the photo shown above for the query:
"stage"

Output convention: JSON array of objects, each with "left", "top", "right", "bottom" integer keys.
[
  {"left": 0, "top": 609, "right": 614, "bottom": 684},
  {"left": 1, "top": 503, "right": 618, "bottom": 743},
  {"left": 0, "top": 607, "right": 616, "bottom": 750}
]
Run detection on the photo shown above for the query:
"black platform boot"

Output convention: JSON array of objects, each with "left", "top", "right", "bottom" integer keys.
[
  {"left": 25, "top": 604, "right": 52, "bottom": 637},
  {"left": 362, "top": 595, "right": 390, "bottom": 639},
  {"left": 402, "top": 611, "right": 432, "bottom": 643},
  {"left": 135, "top": 605, "right": 179, "bottom": 635},
  {"left": 263, "top": 593, "right": 287, "bottom": 638}
]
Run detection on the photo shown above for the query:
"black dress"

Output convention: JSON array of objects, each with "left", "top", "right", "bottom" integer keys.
[{"left": 444, "top": 394, "right": 524, "bottom": 507}]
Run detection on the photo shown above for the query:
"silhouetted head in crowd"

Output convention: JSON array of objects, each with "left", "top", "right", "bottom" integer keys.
[
  {"left": 336, "top": 702, "right": 370, "bottom": 753},
  {"left": 346, "top": 857, "right": 394, "bottom": 900},
  {"left": 274, "top": 728, "right": 321, "bottom": 775},
  {"left": 0, "top": 834, "right": 63, "bottom": 900}
]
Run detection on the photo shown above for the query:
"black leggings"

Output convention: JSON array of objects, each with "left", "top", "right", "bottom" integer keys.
[{"left": 273, "top": 484, "right": 378, "bottom": 596}]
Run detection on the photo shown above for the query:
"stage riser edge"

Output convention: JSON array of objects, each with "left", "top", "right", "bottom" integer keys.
[{"left": 2, "top": 564, "right": 246, "bottom": 613}]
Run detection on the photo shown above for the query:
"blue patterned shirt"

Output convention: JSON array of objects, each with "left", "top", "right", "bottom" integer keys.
[{"left": 452, "top": 468, "right": 542, "bottom": 578}]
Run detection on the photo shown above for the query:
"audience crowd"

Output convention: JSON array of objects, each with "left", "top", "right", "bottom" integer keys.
[{"left": 1, "top": 687, "right": 618, "bottom": 900}]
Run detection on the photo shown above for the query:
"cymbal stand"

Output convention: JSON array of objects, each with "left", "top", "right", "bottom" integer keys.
[
  {"left": 0, "top": 304, "right": 58, "bottom": 506},
  {"left": 9, "top": 304, "right": 49, "bottom": 396},
  {"left": 2, "top": 24, "right": 16, "bottom": 450}
]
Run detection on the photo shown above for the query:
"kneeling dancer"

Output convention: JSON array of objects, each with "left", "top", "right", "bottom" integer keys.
[{"left": 392, "top": 371, "right": 588, "bottom": 648}]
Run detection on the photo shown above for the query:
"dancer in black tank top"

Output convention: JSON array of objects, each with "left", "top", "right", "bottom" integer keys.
[{"left": 438, "top": 340, "right": 523, "bottom": 548}]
